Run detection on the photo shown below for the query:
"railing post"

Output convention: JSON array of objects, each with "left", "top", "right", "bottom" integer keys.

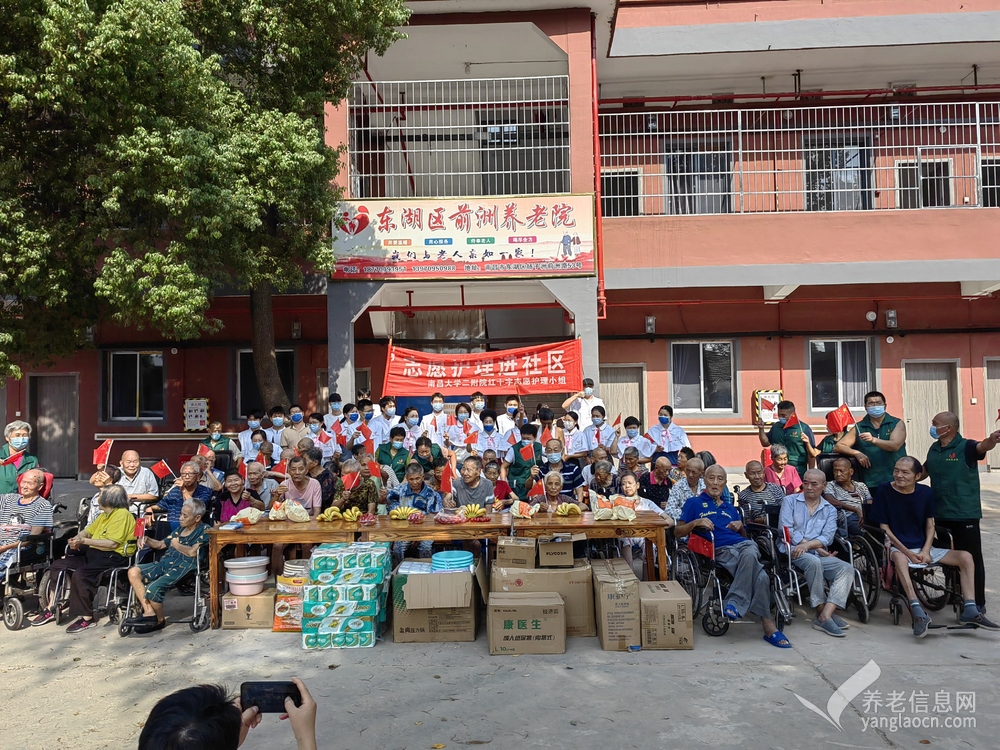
[
  {"left": 975, "top": 102, "right": 983, "bottom": 208},
  {"left": 737, "top": 110, "right": 745, "bottom": 213}
]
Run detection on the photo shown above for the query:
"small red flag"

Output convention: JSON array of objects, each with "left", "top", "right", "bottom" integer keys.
[
  {"left": 316, "top": 430, "right": 332, "bottom": 445},
  {"left": 150, "top": 460, "right": 173, "bottom": 480},
  {"left": 238, "top": 462, "right": 248, "bottom": 480},
  {"left": 330, "top": 420, "right": 343, "bottom": 435},
  {"left": 464, "top": 431, "right": 479, "bottom": 446},
  {"left": 612, "top": 413, "right": 622, "bottom": 428},
  {"left": 507, "top": 432, "right": 517, "bottom": 446},
  {"left": 643, "top": 431, "right": 654, "bottom": 443},
  {"left": 447, "top": 415, "right": 457, "bottom": 427},
  {"left": 366, "top": 461, "right": 381, "bottom": 480},
  {"left": 336, "top": 434, "right": 347, "bottom": 447},
  {"left": 364, "top": 439, "right": 375, "bottom": 455},
  {"left": 527, "top": 480, "right": 545, "bottom": 498},
  {"left": 343, "top": 472, "right": 361, "bottom": 491},
  {"left": 784, "top": 413, "right": 800, "bottom": 429},
  {"left": 0, "top": 449, "right": 25, "bottom": 467},
  {"left": 93, "top": 439, "right": 113, "bottom": 467},
  {"left": 539, "top": 427, "right": 553, "bottom": 445},
  {"left": 196, "top": 443, "right": 212, "bottom": 457},
  {"left": 272, "top": 460, "right": 288, "bottom": 476},
  {"left": 359, "top": 423, "right": 372, "bottom": 440},
  {"left": 519, "top": 444, "right": 535, "bottom": 462},
  {"left": 439, "top": 462, "right": 454, "bottom": 494}
]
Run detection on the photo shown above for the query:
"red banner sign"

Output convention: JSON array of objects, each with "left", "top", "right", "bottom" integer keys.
[{"left": 383, "top": 341, "right": 583, "bottom": 396}]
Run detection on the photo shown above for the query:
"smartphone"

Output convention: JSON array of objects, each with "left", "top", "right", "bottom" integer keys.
[{"left": 240, "top": 681, "right": 302, "bottom": 713}]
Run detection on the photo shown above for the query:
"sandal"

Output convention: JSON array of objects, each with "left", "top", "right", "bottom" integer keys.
[
  {"left": 723, "top": 603, "right": 741, "bottom": 620},
  {"left": 763, "top": 630, "right": 792, "bottom": 648}
]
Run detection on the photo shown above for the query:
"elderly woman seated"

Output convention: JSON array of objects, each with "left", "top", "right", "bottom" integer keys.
[
  {"left": 31, "top": 485, "right": 136, "bottom": 633},
  {"left": 535, "top": 471, "right": 587, "bottom": 512},
  {"left": 125, "top": 498, "right": 209, "bottom": 633}
]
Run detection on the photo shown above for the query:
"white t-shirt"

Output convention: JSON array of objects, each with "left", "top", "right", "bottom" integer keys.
[
  {"left": 645, "top": 422, "right": 691, "bottom": 453},
  {"left": 117, "top": 467, "right": 160, "bottom": 498},
  {"left": 567, "top": 396, "right": 605, "bottom": 430}
]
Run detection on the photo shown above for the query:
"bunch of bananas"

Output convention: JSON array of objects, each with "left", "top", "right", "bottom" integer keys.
[
  {"left": 555, "top": 502, "right": 582, "bottom": 517},
  {"left": 462, "top": 504, "right": 486, "bottom": 519},
  {"left": 318, "top": 507, "right": 343, "bottom": 522},
  {"left": 341, "top": 507, "right": 363, "bottom": 522},
  {"left": 389, "top": 506, "right": 419, "bottom": 520}
]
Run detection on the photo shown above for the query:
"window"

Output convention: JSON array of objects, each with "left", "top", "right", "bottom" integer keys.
[
  {"left": 671, "top": 342, "right": 735, "bottom": 411},
  {"left": 897, "top": 158, "right": 952, "bottom": 209},
  {"left": 805, "top": 140, "right": 871, "bottom": 211},
  {"left": 237, "top": 349, "right": 296, "bottom": 416},
  {"left": 479, "top": 109, "right": 569, "bottom": 196},
  {"left": 107, "top": 352, "right": 164, "bottom": 420},
  {"left": 982, "top": 158, "right": 1000, "bottom": 208},
  {"left": 601, "top": 170, "right": 640, "bottom": 217},
  {"left": 810, "top": 340, "right": 871, "bottom": 410},
  {"left": 664, "top": 143, "right": 732, "bottom": 215}
]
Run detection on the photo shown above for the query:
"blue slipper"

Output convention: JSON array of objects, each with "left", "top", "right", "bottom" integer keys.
[
  {"left": 764, "top": 630, "right": 792, "bottom": 648},
  {"left": 723, "top": 603, "right": 741, "bottom": 620}
]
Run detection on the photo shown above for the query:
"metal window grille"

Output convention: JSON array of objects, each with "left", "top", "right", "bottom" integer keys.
[
  {"left": 600, "top": 101, "right": 1000, "bottom": 215},
  {"left": 348, "top": 76, "right": 571, "bottom": 199}
]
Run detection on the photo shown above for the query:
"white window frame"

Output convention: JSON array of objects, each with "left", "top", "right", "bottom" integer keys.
[
  {"left": 601, "top": 168, "right": 643, "bottom": 217},
  {"left": 107, "top": 350, "right": 165, "bottom": 421},
  {"left": 670, "top": 340, "right": 736, "bottom": 413},
  {"left": 808, "top": 338, "right": 873, "bottom": 411},
  {"left": 236, "top": 348, "right": 296, "bottom": 417},
  {"left": 894, "top": 155, "right": 955, "bottom": 209},
  {"left": 663, "top": 137, "right": 734, "bottom": 216}
]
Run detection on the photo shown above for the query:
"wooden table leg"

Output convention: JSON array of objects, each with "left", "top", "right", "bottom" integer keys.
[
  {"left": 656, "top": 528, "right": 669, "bottom": 582},
  {"left": 209, "top": 536, "right": 221, "bottom": 628},
  {"left": 645, "top": 537, "right": 656, "bottom": 581}
]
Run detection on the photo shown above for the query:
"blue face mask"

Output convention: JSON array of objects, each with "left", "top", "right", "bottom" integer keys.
[
  {"left": 626, "top": 428, "right": 639, "bottom": 439},
  {"left": 348, "top": 413, "right": 360, "bottom": 423},
  {"left": 592, "top": 418, "right": 604, "bottom": 427},
  {"left": 507, "top": 406, "right": 518, "bottom": 415},
  {"left": 546, "top": 452, "right": 562, "bottom": 464},
  {"left": 210, "top": 432, "right": 221, "bottom": 441},
  {"left": 583, "top": 387, "right": 594, "bottom": 397},
  {"left": 658, "top": 416, "right": 671, "bottom": 426},
  {"left": 432, "top": 402, "right": 444, "bottom": 413},
  {"left": 866, "top": 405, "right": 886, "bottom": 418},
  {"left": 457, "top": 413, "right": 468, "bottom": 423},
  {"left": 384, "top": 407, "right": 396, "bottom": 418},
  {"left": 363, "top": 411, "right": 374, "bottom": 421},
  {"left": 392, "top": 440, "right": 404, "bottom": 450},
  {"left": 330, "top": 403, "right": 342, "bottom": 411},
  {"left": 290, "top": 413, "right": 304, "bottom": 424},
  {"left": 407, "top": 417, "right": 419, "bottom": 427},
  {"left": 777, "top": 417, "right": 788, "bottom": 425},
  {"left": 247, "top": 420, "right": 260, "bottom": 430},
  {"left": 251, "top": 442, "right": 262, "bottom": 452},
  {"left": 271, "top": 417, "right": 284, "bottom": 428},
  {"left": 929, "top": 425, "right": 940, "bottom": 439},
  {"left": 10, "top": 437, "right": 29, "bottom": 451},
  {"left": 472, "top": 401, "right": 484, "bottom": 411},
  {"left": 309, "top": 424, "right": 321, "bottom": 434},
  {"left": 483, "top": 424, "right": 495, "bottom": 434},
  {"left": 521, "top": 439, "right": 533, "bottom": 447}
]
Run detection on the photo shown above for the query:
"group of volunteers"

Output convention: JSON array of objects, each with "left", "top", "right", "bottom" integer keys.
[{"left": 2, "top": 381, "right": 999, "bottom": 645}]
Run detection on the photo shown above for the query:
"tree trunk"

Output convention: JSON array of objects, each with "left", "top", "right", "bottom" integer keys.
[{"left": 250, "top": 280, "right": 290, "bottom": 411}]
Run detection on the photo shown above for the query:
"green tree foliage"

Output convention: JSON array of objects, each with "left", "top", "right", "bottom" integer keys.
[{"left": 0, "top": 0, "right": 408, "bottom": 393}]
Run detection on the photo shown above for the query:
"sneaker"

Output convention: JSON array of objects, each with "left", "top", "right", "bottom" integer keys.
[
  {"left": 30, "top": 610, "right": 54, "bottom": 627},
  {"left": 812, "top": 618, "right": 845, "bottom": 638},
  {"left": 65, "top": 618, "right": 98, "bottom": 634},
  {"left": 913, "top": 615, "right": 931, "bottom": 638},
  {"left": 831, "top": 614, "right": 850, "bottom": 630},
  {"left": 959, "top": 612, "right": 1000, "bottom": 631}
]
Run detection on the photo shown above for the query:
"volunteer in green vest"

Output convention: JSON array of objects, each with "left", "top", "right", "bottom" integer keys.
[
  {"left": 500, "top": 423, "right": 544, "bottom": 500},
  {"left": 374, "top": 426, "right": 411, "bottom": 484},
  {"left": 757, "top": 400, "right": 815, "bottom": 478},
  {"left": 1, "top": 420, "right": 39, "bottom": 495},
  {"left": 922, "top": 411, "right": 1000, "bottom": 612},
  {"left": 834, "top": 391, "right": 906, "bottom": 487}
]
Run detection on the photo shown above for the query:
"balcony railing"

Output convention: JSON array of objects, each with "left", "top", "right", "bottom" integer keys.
[
  {"left": 348, "top": 76, "right": 571, "bottom": 200},
  {"left": 599, "top": 101, "right": 1000, "bottom": 216}
]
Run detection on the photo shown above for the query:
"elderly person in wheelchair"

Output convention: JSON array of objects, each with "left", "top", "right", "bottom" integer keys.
[
  {"left": 869, "top": 456, "right": 1000, "bottom": 638},
  {"left": 125, "top": 498, "right": 209, "bottom": 633},
  {"left": 779, "top": 469, "right": 856, "bottom": 638},
  {"left": 675, "top": 464, "right": 792, "bottom": 648}
]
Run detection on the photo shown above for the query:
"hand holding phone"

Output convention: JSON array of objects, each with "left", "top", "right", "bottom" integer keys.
[{"left": 240, "top": 681, "right": 302, "bottom": 714}]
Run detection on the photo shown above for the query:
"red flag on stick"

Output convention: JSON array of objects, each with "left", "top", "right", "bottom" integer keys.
[
  {"left": 364, "top": 439, "right": 375, "bottom": 455},
  {"left": 507, "top": 432, "right": 517, "bottom": 446},
  {"left": 237, "top": 462, "right": 248, "bottom": 480},
  {"left": 439, "top": 462, "right": 454, "bottom": 494},
  {"left": 316, "top": 430, "right": 332, "bottom": 445},
  {"left": 0, "top": 450, "right": 25, "bottom": 467},
  {"left": 330, "top": 420, "right": 343, "bottom": 435},
  {"left": 783, "top": 413, "right": 800, "bottom": 429},
  {"left": 343, "top": 472, "right": 361, "bottom": 491},
  {"left": 366, "top": 461, "right": 381, "bottom": 480},
  {"left": 826, "top": 404, "right": 855, "bottom": 435},
  {"left": 272, "top": 460, "right": 288, "bottom": 476},
  {"left": 643, "top": 431, "right": 654, "bottom": 443},
  {"left": 93, "top": 439, "right": 113, "bottom": 467},
  {"left": 359, "top": 423, "right": 372, "bottom": 441},
  {"left": 539, "top": 427, "right": 553, "bottom": 445},
  {"left": 612, "top": 413, "right": 622, "bottom": 428},
  {"left": 527, "top": 480, "right": 545, "bottom": 498},
  {"left": 150, "top": 460, "right": 174, "bottom": 480},
  {"left": 196, "top": 443, "right": 212, "bottom": 457},
  {"left": 464, "top": 431, "right": 479, "bottom": 446},
  {"left": 519, "top": 444, "right": 535, "bottom": 462}
]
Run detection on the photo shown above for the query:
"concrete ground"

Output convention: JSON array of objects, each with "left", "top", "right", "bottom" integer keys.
[{"left": 4, "top": 477, "right": 1000, "bottom": 749}]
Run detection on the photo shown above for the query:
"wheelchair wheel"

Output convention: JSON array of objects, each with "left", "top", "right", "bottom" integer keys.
[
  {"left": 40, "top": 570, "right": 69, "bottom": 625},
  {"left": 912, "top": 566, "right": 948, "bottom": 612},
  {"left": 3, "top": 597, "right": 25, "bottom": 631},
  {"left": 118, "top": 618, "right": 134, "bottom": 637},
  {"left": 190, "top": 600, "right": 210, "bottom": 633},
  {"left": 702, "top": 599, "right": 730, "bottom": 637},
  {"left": 851, "top": 536, "right": 880, "bottom": 611},
  {"left": 671, "top": 548, "right": 703, "bottom": 615},
  {"left": 889, "top": 598, "right": 902, "bottom": 626},
  {"left": 855, "top": 594, "right": 870, "bottom": 624}
]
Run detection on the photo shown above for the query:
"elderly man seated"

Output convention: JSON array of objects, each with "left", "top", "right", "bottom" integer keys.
[
  {"left": 146, "top": 461, "right": 214, "bottom": 531},
  {"left": 665, "top": 457, "right": 705, "bottom": 520},
  {"left": 89, "top": 450, "right": 159, "bottom": 511},
  {"left": 387, "top": 463, "right": 442, "bottom": 559},
  {"left": 675, "top": 465, "right": 791, "bottom": 648},
  {"left": 126, "top": 498, "right": 209, "bottom": 633},
  {"left": 0, "top": 469, "right": 54, "bottom": 576},
  {"left": 780, "top": 469, "right": 856, "bottom": 638}
]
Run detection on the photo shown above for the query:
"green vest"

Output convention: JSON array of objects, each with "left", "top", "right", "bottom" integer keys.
[
  {"left": 818, "top": 435, "right": 838, "bottom": 454},
  {"left": 854, "top": 413, "right": 906, "bottom": 487},
  {"left": 0, "top": 446, "right": 39, "bottom": 495},
  {"left": 925, "top": 433, "right": 981, "bottom": 520},
  {"left": 509, "top": 442, "right": 543, "bottom": 499}
]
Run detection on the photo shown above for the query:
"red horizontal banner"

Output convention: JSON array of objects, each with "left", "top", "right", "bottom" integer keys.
[{"left": 383, "top": 340, "right": 583, "bottom": 396}]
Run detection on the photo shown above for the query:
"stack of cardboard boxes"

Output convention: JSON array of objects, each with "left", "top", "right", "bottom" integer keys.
[
  {"left": 300, "top": 542, "right": 392, "bottom": 650},
  {"left": 392, "top": 558, "right": 487, "bottom": 642}
]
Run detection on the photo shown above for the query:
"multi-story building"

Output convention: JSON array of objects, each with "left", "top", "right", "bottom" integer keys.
[{"left": 6, "top": 0, "right": 1000, "bottom": 476}]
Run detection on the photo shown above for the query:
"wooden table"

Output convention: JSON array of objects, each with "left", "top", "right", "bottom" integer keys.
[
  {"left": 514, "top": 512, "right": 671, "bottom": 582},
  {"left": 208, "top": 520, "right": 357, "bottom": 628},
  {"left": 358, "top": 515, "right": 513, "bottom": 545}
]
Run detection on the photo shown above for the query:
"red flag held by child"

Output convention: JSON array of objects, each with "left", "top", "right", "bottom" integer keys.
[
  {"left": 612, "top": 413, "right": 622, "bottom": 428},
  {"left": 364, "top": 439, "right": 375, "bottom": 455},
  {"left": 507, "top": 432, "right": 517, "bottom": 446},
  {"left": 643, "top": 431, "right": 654, "bottom": 443},
  {"left": 93, "top": 439, "right": 113, "bottom": 467},
  {"left": 150, "top": 460, "right": 173, "bottom": 480},
  {"left": 330, "top": 420, "right": 343, "bottom": 435}
]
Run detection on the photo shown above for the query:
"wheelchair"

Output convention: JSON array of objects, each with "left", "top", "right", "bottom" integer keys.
[
  {"left": 115, "top": 544, "right": 211, "bottom": 635},
  {"left": 2, "top": 504, "right": 77, "bottom": 630}
]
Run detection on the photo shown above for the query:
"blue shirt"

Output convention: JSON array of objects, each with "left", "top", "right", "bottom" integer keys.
[
  {"left": 779, "top": 493, "right": 838, "bottom": 553},
  {"left": 386, "top": 483, "right": 442, "bottom": 514},
  {"left": 868, "top": 482, "right": 936, "bottom": 550},
  {"left": 680, "top": 491, "right": 745, "bottom": 548},
  {"left": 159, "top": 484, "right": 214, "bottom": 529}
]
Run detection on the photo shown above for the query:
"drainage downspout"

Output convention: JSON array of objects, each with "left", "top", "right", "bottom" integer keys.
[{"left": 591, "top": 13, "right": 607, "bottom": 320}]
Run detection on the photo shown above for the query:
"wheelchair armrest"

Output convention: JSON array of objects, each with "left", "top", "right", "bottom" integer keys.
[
  {"left": 933, "top": 526, "right": 954, "bottom": 549},
  {"left": 20, "top": 534, "right": 52, "bottom": 543}
]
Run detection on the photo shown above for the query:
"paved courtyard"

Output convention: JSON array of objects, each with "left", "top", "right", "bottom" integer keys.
[{"left": 4, "top": 476, "right": 1000, "bottom": 749}]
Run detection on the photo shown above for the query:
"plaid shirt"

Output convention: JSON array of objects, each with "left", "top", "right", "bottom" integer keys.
[{"left": 386, "top": 483, "right": 442, "bottom": 514}]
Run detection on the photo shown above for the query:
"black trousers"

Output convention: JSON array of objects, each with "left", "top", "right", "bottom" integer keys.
[
  {"left": 936, "top": 518, "right": 985, "bottom": 607},
  {"left": 50, "top": 548, "right": 128, "bottom": 619}
]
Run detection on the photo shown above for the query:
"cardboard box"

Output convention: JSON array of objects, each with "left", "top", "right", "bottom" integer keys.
[
  {"left": 220, "top": 588, "right": 276, "bottom": 629},
  {"left": 392, "top": 557, "right": 488, "bottom": 643},
  {"left": 537, "top": 533, "right": 587, "bottom": 567},
  {"left": 488, "top": 592, "right": 566, "bottom": 655},
  {"left": 495, "top": 536, "right": 536, "bottom": 569},
  {"left": 639, "top": 581, "right": 694, "bottom": 650},
  {"left": 592, "top": 558, "right": 641, "bottom": 651},
  {"left": 491, "top": 560, "right": 596, "bottom": 637}
]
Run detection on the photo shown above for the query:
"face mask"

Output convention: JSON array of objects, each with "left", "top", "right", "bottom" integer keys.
[
  {"left": 10, "top": 437, "right": 29, "bottom": 451},
  {"left": 247, "top": 420, "right": 260, "bottom": 430},
  {"left": 432, "top": 402, "right": 444, "bottom": 413},
  {"left": 407, "top": 417, "right": 419, "bottom": 427},
  {"left": 348, "top": 413, "right": 360, "bottom": 423},
  {"left": 252, "top": 442, "right": 262, "bottom": 451},
  {"left": 309, "top": 424, "right": 321, "bottom": 434},
  {"left": 384, "top": 407, "right": 396, "bottom": 418},
  {"left": 521, "top": 439, "right": 533, "bottom": 447},
  {"left": 472, "top": 401, "right": 484, "bottom": 411},
  {"left": 363, "top": 411, "right": 374, "bottom": 421},
  {"left": 583, "top": 387, "right": 594, "bottom": 397},
  {"left": 546, "top": 452, "right": 562, "bottom": 464},
  {"left": 658, "top": 416, "right": 671, "bottom": 426},
  {"left": 290, "top": 413, "right": 304, "bottom": 424},
  {"left": 507, "top": 406, "right": 517, "bottom": 415},
  {"left": 457, "top": 413, "right": 468, "bottom": 423},
  {"left": 592, "top": 418, "right": 604, "bottom": 427},
  {"left": 483, "top": 424, "right": 495, "bottom": 434},
  {"left": 271, "top": 417, "right": 284, "bottom": 427},
  {"left": 330, "top": 403, "right": 342, "bottom": 411},
  {"left": 777, "top": 417, "right": 788, "bottom": 425},
  {"left": 210, "top": 432, "right": 221, "bottom": 441},
  {"left": 626, "top": 428, "right": 639, "bottom": 439},
  {"left": 392, "top": 440, "right": 404, "bottom": 450},
  {"left": 866, "top": 405, "right": 886, "bottom": 418},
  {"left": 564, "top": 421, "right": 575, "bottom": 431},
  {"left": 929, "top": 425, "right": 940, "bottom": 439}
]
